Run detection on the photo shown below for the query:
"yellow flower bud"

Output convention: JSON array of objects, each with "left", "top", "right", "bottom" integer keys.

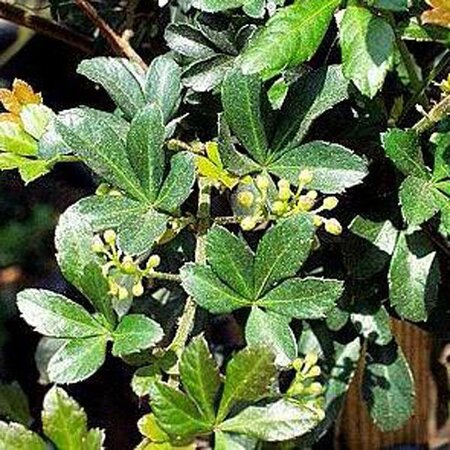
[
  {"left": 118, "top": 286, "right": 129, "bottom": 300},
  {"left": 325, "top": 218, "right": 343, "bottom": 236},
  {"left": 256, "top": 174, "right": 270, "bottom": 191},
  {"left": 277, "top": 179, "right": 291, "bottom": 201},
  {"left": 91, "top": 236, "right": 105, "bottom": 253},
  {"left": 306, "top": 190, "right": 318, "bottom": 200},
  {"left": 298, "top": 169, "right": 313, "bottom": 185},
  {"left": 122, "top": 256, "right": 136, "bottom": 274},
  {"left": 147, "top": 255, "right": 161, "bottom": 269},
  {"left": 306, "top": 365, "right": 321, "bottom": 378},
  {"left": 240, "top": 216, "right": 258, "bottom": 231},
  {"left": 322, "top": 196, "right": 339, "bottom": 210},
  {"left": 297, "top": 195, "right": 315, "bottom": 212},
  {"left": 308, "top": 382, "right": 323, "bottom": 395},
  {"left": 312, "top": 215, "right": 324, "bottom": 227},
  {"left": 132, "top": 281, "right": 144, "bottom": 297},
  {"left": 237, "top": 191, "right": 255, "bottom": 208},
  {"left": 95, "top": 183, "right": 110, "bottom": 196},
  {"left": 304, "top": 352, "right": 319, "bottom": 367},
  {"left": 292, "top": 358, "right": 303, "bottom": 371},
  {"left": 103, "top": 229, "right": 116, "bottom": 245},
  {"left": 272, "top": 200, "right": 287, "bottom": 215},
  {"left": 108, "top": 280, "right": 119, "bottom": 296}
]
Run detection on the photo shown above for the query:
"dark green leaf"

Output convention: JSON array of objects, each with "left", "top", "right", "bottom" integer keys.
[
  {"left": 268, "top": 141, "right": 368, "bottom": 194},
  {"left": 254, "top": 214, "right": 314, "bottom": 298},
  {"left": 240, "top": 0, "right": 339, "bottom": 79},
  {"left": 112, "top": 315, "right": 163, "bottom": 356},
  {"left": 165, "top": 24, "right": 216, "bottom": 59},
  {"left": 338, "top": 6, "right": 395, "bottom": 98},
  {"left": 192, "top": 0, "right": 245, "bottom": 12},
  {"left": 206, "top": 226, "right": 254, "bottom": 299},
  {"left": 0, "top": 421, "right": 46, "bottom": 450},
  {"left": 367, "top": 0, "right": 408, "bottom": 11},
  {"left": 222, "top": 68, "right": 268, "bottom": 163},
  {"left": 0, "top": 383, "right": 31, "bottom": 426},
  {"left": 217, "top": 346, "right": 276, "bottom": 421},
  {"left": 77, "top": 57, "right": 145, "bottom": 120},
  {"left": 351, "top": 304, "right": 392, "bottom": 346}
]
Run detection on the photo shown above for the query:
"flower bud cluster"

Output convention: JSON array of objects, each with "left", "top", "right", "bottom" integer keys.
[{"left": 91, "top": 229, "right": 161, "bottom": 300}]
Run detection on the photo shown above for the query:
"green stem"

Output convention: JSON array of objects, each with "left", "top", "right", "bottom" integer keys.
[
  {"left": 148, "top": 271, "right": 181, "bottom": 283},
  {"left": 412, "top": 94, "right": 450, "bottom": 133},
  {"left": 168, "top": 178, "right": 211, "bottom": 356}
]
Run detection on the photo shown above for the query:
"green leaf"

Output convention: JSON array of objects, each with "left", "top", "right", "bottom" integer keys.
[
  {"left": 149, "top": 382, "right": 212, "bottom": 440},
  {"left": 272, "top": 65, "right": 349, "bottom": 151},
  {"left": 0, "top": 382, "right": 31, "bottom": 426},
  {"left": 164, "top": 24, "right": 216, "bottom": 59},
  {"left": 388, "top": 230, "right": 439, "bottom": 322},
  {"left": 42, "top": 386, "right": 91, "bottom": 450},
  {"left": 338, "top": 6, "right": 395, "bottom": 98},
  {"left": 257, "top": 277, "right": 343, "bottom": 319},
  {"left": 83, "top": 429, "right": 105, "bottom": 450},
  {"left": 367, "top": 0, "right": 408, "bottom": 11},
  {"left": 362, "top": 343, "right": 415, "bottom": 432},
  {"left": 381, "top": 129, "right": 428, "bottom": 178},
  {"left": 180, "top": 264, "right": 250, "bottom": 314},
  {"left": 0, "top": 122, "right": 38, "bottom": 156},
  {"left": 77, "top": 57, "right": 145, "bottom": 120},
  {"left": 399, "top": 176, "right": 441, "bottom": 226},
  {"left": 127, "top": 104, "right": 165, "bottom": 201},
  {"left": 47, "top": 336, "right": 107, "bottom": 384},
  {"left": 351, "top": 303, "right": 392, "bottom": 346},
  {"left": 0, "top": 421, "right": 46, "bottom": 450},
  {"left": 145, "top": 56, "right": 182, "bottom": 121},
  {"left": 192, "top": 0, "right": 245, "bottom": 12},
  {"left": 240, "top": 0, "right": 340, "bottom": 79},
  {"left": 431, "top": 130, "right": 450, "bottom": 181},
  {"left": 268, "top": 141, "right": 368, "bottom": 194},
  {"left": 20, "top": 104, "right": 53, "bottom": 140},
  {"left": 55, "top": 107, "right": 148, "bottom": 202},
  {"left": 112, "top": 315, "right": 163, "bottom": 356},
  {"left": 17, "top": 289, "right": 106, "bottom": 338},
  {"left": 217, "top": 346, "right": 276, "bottom": 422},
  {"left": 220, "top": 398, "right": 323, "bottom": 440},
  {"left": 0, "top": 153, "right": 50, "bottom": 184},
  {"left": 222, "top": 68, "right": 268, "bottom": 163},
  {"left": 215, "top": 431, "right": 258, "bottom": 450},
  {"left": 253, "top": 214, "right": 314, "bottom": 298},
  {"left": 400, "top": 17, "right": 450, "bottom": 44},
  {"left": 179, "top": 336, "right": 221, "bottom": 423},
  {"left": 245, "top": 308, "right": 297, "bottom": 366},
  {"left": 155, "top": 152, "right": 196, "bottom": 213},
  {"left": 206, "top": 226, "right": 254, "bottom": 299}
]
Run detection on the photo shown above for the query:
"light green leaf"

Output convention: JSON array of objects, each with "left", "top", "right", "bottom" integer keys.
[
  {"left": 192, "top": 0, "right": 245, "bottom": 12},
  {"left": 245, "top": 308, "right": 297, "bottom": 366},
  {"left": 77, "top": 57, "right": 145, "bottom": 120},
  {"left": 381, "top": 129, "right": 428, "bottom": 178},
  {"left": 0, "top": 421, "right": 46, "bottom": 450},
  {"left": 215, "top": 431, "right": 258, "bottom": 450},
  {"left": 0, "top": 121, "right": 37, "bottom": 156},
  {"left": 220, "top": 399, "right": 323, "bottom": 440},
  {"left": 83, "top": 429, "right": 105, "bottom": 450},
  {"left": 127, "top": 104, "right": 165, "bottom": 201},
  {"left": 146, "top": 56, "right": 182, "bottom": 121},
  {"left": 179, "top": 336, "right": 221, "bottom": 423},
  {"left": 180, "top": 263, "right": 250, "bottom": 314},
  {"left": 48, "top": 336, "right": 107, "bottom": 384},
  {"left": 0, "top": 153, "right": 50, "bottom": 184},
  {"left": 240, "top": 0, "right": 340, "bottom": 79},
  {"left": 257, "top": 277, "right": 343, "bottom": 319},
  {"left": 217, "top": 346, "right": 276, "bottom": 422},
  {"left": 206, "top": 226, "right": 254, "bottom": 299},
  {"left": 17, "top": 289, "right": 106, "bottom": 338},
  {"left": 20, "top": 104, "right": 53, "bottom": 140},
  {"left": 338, "top": 6, "right": 395, "bottom": 98},
  {"left": 431, "top": 130, "right": 450, "bottom": 181},
  {"left": 272, "top": 65, "right": 349, "bottom": 151},
  {"left": 269, "top": 141, "right": 368, "bottom": 194},
  {"left": 155, "top": 152, "right": 196, "bottom": 213},
  {"left": 112, "top": 315, "right": 163, "bottom": 356},
  {"left": 0, "top": 382, "right": 31, "bottom": 426},
  {"left": 55, "top": 107, "right": 147, "bottom": 202},
  {"left": 362, "top": 343, "right": 415, "bottom": 432},
  {"left": 222, "top": 68, "right": 268, "bottom": 163},
  {"left": 254, "top": 214, "right": 314, "bottom": 298},
  {"left": 149, "top": 382, "right": 212, "bottom": 440},
  {"left": 388, "top": 230, "right": 439, "bottom": 322}
]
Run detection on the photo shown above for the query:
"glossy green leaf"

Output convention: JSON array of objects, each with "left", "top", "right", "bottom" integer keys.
[
  {"left": 0, "top": 383, "right": 31, "bottom": 426},
  {"left": 269, "top": 141, "right": 368, "bottom": 194},
  {"left": 145, "top": 56, "right": 182, "bottom": 121},
  {"left": 17, "top": 289, "right": 106, "bottom": 338},
  {"left": 222, "top": 68, "right": 268, "bottom": 163},
  {"left": 362, "top": 343, "right": 415, "bottom": 432},
  {"left": 179, "top": 336, "right": 221, "bottom": 422},
  {"left": 254, "top": 214, "right": 314, "bottom": 298},
  {"left": 245, "top": 308, "right": 297, "bottom": 366},
  {"left": 77, "top": 57, "right": 145, "bottom": 120},
  {"left": 389, "top": 230, "right": 439, "bottom": 322},
  {"left": 55, "top": 108, "right": 148, "bottom": 202},
  {"left": 220, "top": 398, "right": 323, "bottom": 440},
  {"left": 381, "top": 129, "right": 429, "bottom": 178},
  {"left": 112, "top": 315, "right": 163, "bottom": 356},
  {"left": 338, "top": 6, "right": 395, "bottom": 98},
  {"left": 272, "top": 65, "right": 349, "bottom": 151},
  {"left": 257, "top": 277, "right": 343, "bottom": 319},
  {"left": 47, "top": 336, "right": 107, "bottom": 384},
  {"left": 217, "top": 346, "right": 276, "bottom": 421},
  {"left": 180, "top": 264, "right": 250, "bottom": 314},
  {"left": 127, "top": 104, "right": 165, "bottom": 201},
  {"left": 0, "top": 421, "right": 46, "bottom": 450},
  {"left": 206, "top": 226, "right": 254, "bottom": 299},
  {"left": 155, "top": 152, "right": 196, "bottom": 213},
  {"left": 240, "top": 0, "right": 340, "bottom": 79}
]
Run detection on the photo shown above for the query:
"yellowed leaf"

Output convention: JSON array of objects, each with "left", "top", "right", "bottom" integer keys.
[
  {"left": 12, "top": 79, "right": 42, "bottom": 105},
  {"left": 422, "top": 0, "right": 450, "bottom": 27}
]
